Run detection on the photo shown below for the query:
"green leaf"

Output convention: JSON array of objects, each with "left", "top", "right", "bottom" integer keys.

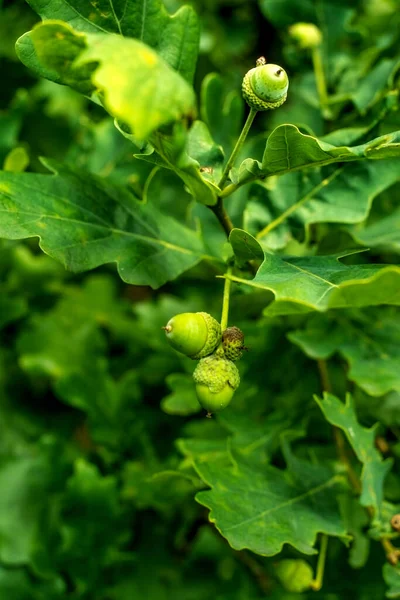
[
  {"left": 0, "top": 437, "right": 59, "bottom": 564},
  {"left": 122, "top": 463, "right": 201, "bottom": 514},
  {"left": 314, "top": 393, "right": 393, "bottom": 525},
  {"left": 229, "top": 228, "right": 264, "bottom": 266},
  {"left": 352, "top": 58, "right": 400, "bottom": 113},
  {"left": 289, "top": 309, "right": 400, "bottom": 396},
  {"left": 135, "top": 122, "right": 220, "bottom": 205},
  {"left": 0, "top": 288, "right": 27, "bottom": 329},
  {"left": 384, "top": 564, "right": 400, "bottom": 598},
  {"left": 58, "top": 458, "right": 124, "bottom": 590},
  {"left": 228, "top": 252, "right": 400, "bottom": 315},
  {"left": 0, "top": 566, "right": 65, "bottom": 599},
  {"left": 255, "top": 159, "right": 400, "bottom": 245},
  {"left": 24, "top": 0, "right": 199, "bottom": 82},
  {"left": 178, "top": 438, "right": 346, "bottom": 556},
  {"left": 200, "top": 73, "right": 243, "bottom": 154},
  {"left": 161, "top": 373, "right": 201, "bottom": 416},
  {"left": 234, "top": 125, "right": 400, "bottom": 186},
  {"left": 0, "top": 161, "right": 212, "bottom": 287},
  {"left": 350, "top": 207, "right": 400, "bottom": 253},
  {"left": 16, "top": 21, "right": 196, "bottom": 139}
]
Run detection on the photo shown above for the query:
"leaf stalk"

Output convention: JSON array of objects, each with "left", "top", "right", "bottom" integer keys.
[{"left": 218, "top": 107, "right": 258, "bottom": 189}]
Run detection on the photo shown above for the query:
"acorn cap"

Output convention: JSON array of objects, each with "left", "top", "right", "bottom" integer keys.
[
  {"left": 222, "top": 326, "right": 245, "bottom": 361},
  {"left": 193, "top": 354, "right": 240, "bottom": 393}
]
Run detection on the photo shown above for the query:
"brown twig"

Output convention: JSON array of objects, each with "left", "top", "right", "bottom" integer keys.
[{"left": 210, "top": 197, "right": 234, "bottom": 237}]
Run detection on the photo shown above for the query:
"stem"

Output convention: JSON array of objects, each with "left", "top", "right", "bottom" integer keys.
[
  {"left": 311, "top": 47, "right": 332, "bottom": 120},
  {"left": 210, "top": 197, "right": 234, "bottom": 237},
  {"left": 218, "top": 107, "right": 258, "bottom": 189},
  {"left": 310, "top": 534, "right": 328, "bottom": 591},
  {"left": 220, "top": 266, "right": 232, "bottom": 331}
]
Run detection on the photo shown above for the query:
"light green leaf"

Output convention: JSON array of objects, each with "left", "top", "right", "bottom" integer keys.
[
  {"left": 314, "top": 393, "right": 393, "bottom": 525},
  {"left": 16, "top": 21, "right": 196, "bottom": 139},
  {"left": 234, "top": 125, "right": 400, "bottom": 187},
  {"left": 178, "top": 438, "right": 346, "bottom": 556},
  {"left": 0, "top": 161, "right": 213, "bottom": 288},
  {"left": 289, "top": 309, "right": 400, "bottom": 396},
  {"left": 25, "top": 0, "right": 199, "bottom": 82}
]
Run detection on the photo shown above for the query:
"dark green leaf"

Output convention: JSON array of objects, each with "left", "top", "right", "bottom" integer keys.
[
  {"left": 234, "top": 125, "right": 400, "bottom": 187},
  {"left": 25, "top": 0, "right": 199, "bottom": 82},
  {"left": 314, "top": 393, "right": 393, "bottom": 525},
  {"left": 289, "top": 309, "right": 400, "bottom": 396},
  {"left": 0, "top": 161, "right": 213, "bottom": 287},
  {"left": 179, "top": 438, "right": 346, "bottom": 556},
  {"left": 229, "top": 252, "right": 400, "bottom": 315}
]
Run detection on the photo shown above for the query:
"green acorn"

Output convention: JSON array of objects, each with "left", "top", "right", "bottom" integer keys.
[
  {"left": 193, "top": 354, "right": 240, "bottom": 415},
  {"left": 288, "top": 22, "right": 322, "bottom": 49},
  {"left": 222, "top": 326, "right": 245, "bottom": 361},
  {"left": 274, "top": 559, "right": 314, "bottom": 593},
  {"left": 163, "top": 312, "right": 221, "bottom": 359},
  {"left": 242, "top": 58, "right": 289, "bottom": 111}
]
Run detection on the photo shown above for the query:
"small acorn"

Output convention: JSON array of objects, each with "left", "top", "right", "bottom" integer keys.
[
  {"left": 288, "top": 22, "right": 322, "bottom": 49},
  {"left": 193, "top": 354, "right": 240, "bottom": 415},
  {"left": 274, "top": 559, "right": 314, "bottom": 593},
  {"left": 391, "top": 514, "right": 400, "bottom": 532},
  {"left": 163, "top": 312, "right": 221, "bottom": 360},
  {"left": 242, "top": 57, "right": 289, "bottom": 111},
  {"left": 222, "top": 326, "right": 245, "bottom": 361}
]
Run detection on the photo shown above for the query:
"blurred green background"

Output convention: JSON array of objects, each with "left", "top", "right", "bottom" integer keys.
[{"left": 1, "top": 0, "right": 400, "bottom": 597}]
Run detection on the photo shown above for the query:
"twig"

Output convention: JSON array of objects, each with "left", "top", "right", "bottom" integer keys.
[{"left": 210, "top": 197, "right": 234, "bottom": 237}]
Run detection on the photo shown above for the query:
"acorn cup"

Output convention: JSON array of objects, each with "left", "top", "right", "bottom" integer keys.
[
  {"left": 163, "top": 312, "right": 221, "bottom": 359},
  {"left": 222, "top": 326, "right": 246, "bottom": 361}
]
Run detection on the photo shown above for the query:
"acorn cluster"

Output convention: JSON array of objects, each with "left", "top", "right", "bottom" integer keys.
[{"left": 163, "top": 313, "right": 246, "bottom": 416}]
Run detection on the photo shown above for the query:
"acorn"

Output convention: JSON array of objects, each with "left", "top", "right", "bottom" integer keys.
[
  {"left": 222, "top": 326, "right": 245, "bottom": 361},
  {"left": 288, "top": 22, "right": 323, "bottom": 49},
  {"left": 163, "top": 312, "right": 221, "bottom": 359},
  {"left": 193, "top": 354, "right": 240, "bottom": 415},
  {"left": 242, "top": 58, "right": 289, "bottom": 111},
  {"left": 274, "top": 559, "right": 314, "bottom": 593}
]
